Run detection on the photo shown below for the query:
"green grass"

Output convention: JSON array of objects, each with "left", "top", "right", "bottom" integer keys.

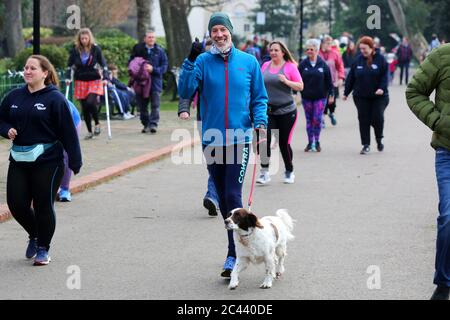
[{"left": 160, "top": 95, "right": 179, "bottom": 111}]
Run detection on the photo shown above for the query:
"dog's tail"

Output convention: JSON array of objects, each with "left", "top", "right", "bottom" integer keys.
[{"left": 276, "top": 209, "right": 295, "bottom": 241}]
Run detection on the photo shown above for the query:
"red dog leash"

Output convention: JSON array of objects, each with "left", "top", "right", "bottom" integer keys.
[{"left": 248, "top": 128, "right": 267, "bottom": 211}]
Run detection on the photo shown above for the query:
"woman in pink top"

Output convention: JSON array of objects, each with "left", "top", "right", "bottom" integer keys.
[
  {"left": 256, "top": 41, "right": 303, "bottom": 185},
  {"left": 319, "top": 35, "right": 345, "bottom": 126}
]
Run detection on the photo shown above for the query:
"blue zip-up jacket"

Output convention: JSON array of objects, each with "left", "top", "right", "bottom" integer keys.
[
  {"left": 0, "top": 85, "right": 82, "bottom": 173},
  {"left": 344, "top": 52, "right": 389, "bottom": 99},
  {"left": 178, "top": 46, "right": 268, "bottom": 146},
  {"left": 129, "top": 43, "right": 168, "bottom": 93},
  {"left": 298, "top": 56, "right": 334, "bottom": 100}
]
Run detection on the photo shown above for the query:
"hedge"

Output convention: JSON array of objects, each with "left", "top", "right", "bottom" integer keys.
[{"left": 13, "top": 45, "right": 69, "bottom": 70}]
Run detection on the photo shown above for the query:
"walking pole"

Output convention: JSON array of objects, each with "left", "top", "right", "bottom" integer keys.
[
  {"left": 104, "top": 84, "right": 112, "bottom": 139},
  {"left": 65, "top": 84, "right": 69, "bottom": 100}
]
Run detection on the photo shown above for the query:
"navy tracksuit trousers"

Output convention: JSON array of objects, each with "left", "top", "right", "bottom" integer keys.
[{"left": 203, "top": 143, "right": 250, "bottom": 258}]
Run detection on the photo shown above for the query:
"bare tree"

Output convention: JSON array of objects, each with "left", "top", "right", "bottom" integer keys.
[
  {"left": 159, "top": 0, "right": 192, "bottom": 68},
  {"left": 4, "top": 0, "right": 24, "bottom": 57},
  {"left": 80, "top": 0, "right": 132, "bottom": 31},
  {"left": 387, "top": 0, "right": 428, "bottom": 60},
  {"left": 159, "top": 0, "right": 227, "bottom": 99},
  {"left": 136, "top": 0, "right": 153, "bottom": 41},
  {"left": 160, "top": 0, "right": 228, "bottom": 68}
]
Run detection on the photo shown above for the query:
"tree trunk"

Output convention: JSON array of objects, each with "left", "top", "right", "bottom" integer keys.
[
  {"left": 387, "top": 0, "right": 428, "bottom": 60},
  {"left": 5, "top": 0, "right": 24, "bottom": 57},
  {"left": 136, "top": 0, "right": 152, "bottom": 41},
  {"left": 160, "top": 0, "right": 191, "bottom": 68}
]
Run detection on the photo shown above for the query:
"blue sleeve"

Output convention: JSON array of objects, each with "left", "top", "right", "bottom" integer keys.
[
  {"left": 344, "top": 63, "right": 356, "bottom": 97},
  {"left": 0, "top": 94, "right": 12, "bottom": 139},
  {"left": 54, "top": 97, "right": 82, "bottom": 174},
  {"left": 178, "top": 58, "right": 203, "bottom": 100},
  {"left": 66, "top": 48, "right": 76, "bottom": 80},
  {"left": 128, "top": 43, "right": 139, "bottom": 64},
  {"left": 96, "top": 46, "right": 109, "bottom": 79},
  {"left": 298, "top": 62, "right": 304, "bottom": 76},
  {"left": 250, "top": 58, "right": 268, "bottom": 128},
  {"left": 378, "top": 58, "right": 389, "bottom": 93},
  {"left": 67, "top": 100, "right": 81, "bottom": 127},
  {"left": 112, "top": 78, "right": 128, "bottom": 91},
  {"left": 152, "top": 49, "right": 168, "bottom": 76}
]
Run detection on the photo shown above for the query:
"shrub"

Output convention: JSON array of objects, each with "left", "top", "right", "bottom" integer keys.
[
  {"left": 23, "top": 27, "right": 53, "bottom": 39},
  {"left": 13, "top": 45, "right": 69, "bottom": 70},
  {"left": 0, "top": 58, "right": 14, "bottom": 74},
  {"left": 96, "top": 28, "right": 130, "bottom": 39},
  {"left": 97, "top": 36, "right": 136, "bottom": 77}
]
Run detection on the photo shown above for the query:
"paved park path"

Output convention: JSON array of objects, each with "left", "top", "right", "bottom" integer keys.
[{"left": 0, "top": 84, "right": 439, "bottom": 300}]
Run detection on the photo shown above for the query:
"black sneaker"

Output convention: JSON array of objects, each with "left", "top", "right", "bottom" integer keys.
[
  {"left": 304, "top": 143, "right": 312, "bottom": 152},
  {"left": 150, "top": 126, "right": 157, "bottom": 134},
  {"left": 316, "top": 142, "right": 322, "bottom": 152},
  {"left": 203, "top": 198, "right": 218, "bottom": 216},
  {"left": 360, "top": 145, "right": 370, "bottom": 155},
  {"left": 430, "top": 286, "right": 450, "bottom": 300},
  {"left": 377, "top": 143, "right": 384, "bottom": 152}
]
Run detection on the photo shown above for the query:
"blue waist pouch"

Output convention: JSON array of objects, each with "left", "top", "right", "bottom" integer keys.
[{"left": 10, "top": 142, "right": 56, "bottom": 162}]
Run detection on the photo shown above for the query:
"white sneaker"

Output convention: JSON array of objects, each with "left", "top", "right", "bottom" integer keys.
[
  {"left": 256, "top": 170, "right": 271, "bottom": 184},
  {"left": 123, "top": 112, "right": 135, "bottom": 120},
  {"left": 284, "top": 171, "right": 295, "bottom": 184}
]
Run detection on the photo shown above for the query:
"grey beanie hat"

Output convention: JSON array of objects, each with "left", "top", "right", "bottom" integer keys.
[{"left": 208, "top": 12, "right": 233, "bottom": 35}]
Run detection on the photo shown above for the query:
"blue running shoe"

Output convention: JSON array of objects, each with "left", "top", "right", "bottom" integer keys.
[
  {"left": 34, "top": 247, "right": 51, "bottom": 266},
  {"left": 311, "top": 142, "right": 317, "bottom": 152},
  {"left": 58, "top": 189, "right": 72, "bottom": 202},
  {"left": 25, "top": 238, "right": 37, "bottom": 259},
  {"left": 221, "top": 256, "right": 236, "bottom": 278},
  {"left": 329, "top": 113, "right": 337, "bottom": 126}
]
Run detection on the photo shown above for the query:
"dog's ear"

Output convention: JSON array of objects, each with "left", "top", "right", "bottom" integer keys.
[{"left": 248, "top": 213, "right": 264, "bottom": 229}]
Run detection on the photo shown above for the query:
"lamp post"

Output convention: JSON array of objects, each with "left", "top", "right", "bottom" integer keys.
[
  {"left": 33, "top": 0, "right": 40, "bottom": 54},
  {"left": 328, "top": 0, "right": 332, "bottom": 35},
  {"left": 299, "top": 0, "right": 304, "bottom": 58}
]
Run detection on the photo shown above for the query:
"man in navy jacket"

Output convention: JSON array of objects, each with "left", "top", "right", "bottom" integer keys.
[{"left": 129, "top": 30, "right": 168, "bottom": 133}]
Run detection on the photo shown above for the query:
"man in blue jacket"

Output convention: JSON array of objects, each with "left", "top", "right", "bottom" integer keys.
[
  {"left": 178, "top": 13, "right": 268, "bottom": 278},
  {"left": 129, "top": 30, "right": 168, "bottom": 133}
]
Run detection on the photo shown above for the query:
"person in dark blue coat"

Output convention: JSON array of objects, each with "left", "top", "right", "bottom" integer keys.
[
  {"left": 0, "top": 55, "right": 82, "bottom": 266},
  {"left": 299, "top": 39, "right": 334, "bottom": 152},
  {"left": 129, "top": 30, "right": 168, "bottom": 133},
  {"left": 343, "top": 36, "right": 389, "bottom": 155}
]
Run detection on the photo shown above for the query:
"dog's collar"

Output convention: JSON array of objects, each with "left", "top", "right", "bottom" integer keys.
[
  {"left": 240, "top": 229, "right": 254, "bottom": 238},
  {"left": 239, "top": 229, "right": 254, "bottom": 246}
]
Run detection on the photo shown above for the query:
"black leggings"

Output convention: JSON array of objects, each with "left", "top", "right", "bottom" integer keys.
[
  {"left": 353, "top": 96, "right": 389, "bottom": 146},
  {"left": 258, "top": 109, "right": 298, "bottom": 172},
  {"left": 80, "top": 93, "right": 100, "bottom": 133},
  {"left": 399, "top": 62, "right": 410, "bottom": 85},
  {"left": 7, "top": 160, "right": 64, "bottom": 250},
  {"left": 324, "top": 86, "right": 339, "bottom": 115}
]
